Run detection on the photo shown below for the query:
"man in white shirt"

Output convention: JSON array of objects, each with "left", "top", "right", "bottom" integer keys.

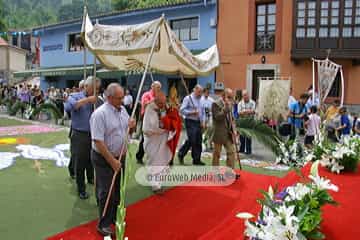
[
  {"left": 200, "top": 88, "right": 214, "bottom": 151},
  {"left": 304, "top": 105, "right": 321, "bottom": 148},
  {"left": 238, "top": 90, "right": 256, "bottom": 155},
  {"left": 288, "top": 87, "right": 296, "bottom": 109},
  {"left": 123, "top": 89, "right": 133, "bottom": 115}
]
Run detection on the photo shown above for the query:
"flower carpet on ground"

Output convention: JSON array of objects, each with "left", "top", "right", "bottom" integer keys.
[{"left": 0, "top": 125, "right": 62, "bottom": 136}]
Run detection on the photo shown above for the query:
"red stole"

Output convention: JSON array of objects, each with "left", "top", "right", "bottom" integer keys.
[{"left": 160, "top": 107, "right": 182, "bottom": 158}]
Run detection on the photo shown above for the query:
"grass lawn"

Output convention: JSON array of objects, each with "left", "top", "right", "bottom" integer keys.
[
  {"left": 0, "top": 117, "right": 287, "bottom": 239},
  {"left": 0, "top": 117, "right": 31, "bottom": 127}
]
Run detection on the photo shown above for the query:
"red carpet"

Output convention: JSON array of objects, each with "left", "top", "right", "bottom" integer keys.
[{"left": 47, "top": 166, "right": 360, "bottom": 240}]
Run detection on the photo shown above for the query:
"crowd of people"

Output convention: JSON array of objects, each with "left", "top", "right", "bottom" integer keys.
[
  {"left": 0, "top": 83, "right": 82, "bottom": 118},
  {"left": 1, "top": 76, "right": 359, "bottom": 237}
]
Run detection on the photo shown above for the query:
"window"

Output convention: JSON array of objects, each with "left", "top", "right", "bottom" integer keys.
[
  {"left": 68, "top": 33, "right": 84, "bottom": 52},
  {"left": 21, "top": 34, "right": 31, "bottom": 51},
  {"left": 318, "top": 0, "right": 340, "bottom": 38},
  {"left": 296, "top": 1, "right": 317, "bottom": 38},
  {"left": 328, "top": 71, "right": 341, "bottom": 97},
  {"left": 342, "top": 0, "right": 360, "bottom": 37},
  {"left": 255, "top": 2, "right": 276, "bottom": 52},
  {"left": 12, "top": 35, "right": 18, "bottom": 46},
  {"left": 170, "top": 17, "right": 199, "bottom": 41}
]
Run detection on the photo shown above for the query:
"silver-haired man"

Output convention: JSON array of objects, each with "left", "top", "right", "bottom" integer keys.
[{"left": 90, "top": 83, "right": 136, "bottom": 236}]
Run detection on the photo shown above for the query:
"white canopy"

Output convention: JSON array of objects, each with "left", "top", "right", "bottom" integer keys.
[{"left": 81, "top": 13, "right": 219, "bottom": 77}]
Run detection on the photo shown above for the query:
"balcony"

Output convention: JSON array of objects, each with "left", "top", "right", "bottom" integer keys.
[
  {"left": 291, "top": 0, "right": 360, "bottom": 63},
  {"left": 292, "top": 37, "right": 360, "bottom": 61}
]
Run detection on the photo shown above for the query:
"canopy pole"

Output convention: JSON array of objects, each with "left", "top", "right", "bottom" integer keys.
[
  {"left": 102, "top": 24, "right": 161, "bottom": 218},
  {"left": 93, "top": 55, "right": 97, "bottom": 109},
  {"left": 180, "top": 73, "right": 196, "bottom": 108},
  {"left": 83, "top": 47, "right": 87, "bottom": 81},
  {"left": 93, "top": 19, "right": 99, "bottom": 107},
  {"left": 340, "top": 67, "right": 345, "bottom": 107},
  {"left": 312, "top": 58, "right": 316, "bottom": 105},
  {"left": 82, "top": 4, "right": 87, "bottom": 83},
  {"left": 149, "top": 71, "right": 155, "bottom": 83}
]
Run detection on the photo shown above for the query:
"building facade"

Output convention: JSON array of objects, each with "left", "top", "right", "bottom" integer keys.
[
  {"left": 218, "top": 0, "right": 360, "bottom": 110},
  {"left": 23, "top": 0, "right": 217, "bottom": 98},
  {"left": 0, "top": 37, "right": 27, "bottom": 85}
]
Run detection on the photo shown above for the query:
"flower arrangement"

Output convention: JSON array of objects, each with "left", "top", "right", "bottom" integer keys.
[
  {"left": 237, "top": 162, "right": 338, "bottom": 240},
  {"left": 306, "top": 133, "right": 360, "bottom": 174},
  {"left": 319, "top": 136, "right": 360, "bottom": 174},
  {"left": 275, "top": 139, "right": 307, "bottom": 168}
]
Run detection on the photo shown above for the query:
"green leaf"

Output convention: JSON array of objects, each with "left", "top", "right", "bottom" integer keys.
[
  {"left": 236, "top": 118, "right": 281, "bottom": 154},
  {"left": 296, "top": 204, "right": 309, "bottom": 221},
  {"left": 306, "top": 230, "right": 325, "bottom": 240}
]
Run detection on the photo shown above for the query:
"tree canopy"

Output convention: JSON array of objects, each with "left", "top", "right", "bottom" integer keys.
[
  {"left": 2, "top": 0, "right": 191, "bottom": 29},
  {"left": 0, "top": 0, "right": 7, "bottom": 32}
]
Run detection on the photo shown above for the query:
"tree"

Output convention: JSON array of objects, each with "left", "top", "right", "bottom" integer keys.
[
  {"left": 111, "top": 0, "right": 136, "bottom": 11},
  {"left": 0, "top": 0, "right": 7, "bottom": 32},
  {"left": 136, "top": 0, "right": 173, "bottom": 8}
]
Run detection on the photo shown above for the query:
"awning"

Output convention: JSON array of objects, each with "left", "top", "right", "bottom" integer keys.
[
  {"left": 81, "top": 14, "right": 219, "bottom": 77},
  {"left": 13, "top": 66, "right": 94, "bottom": 78}
]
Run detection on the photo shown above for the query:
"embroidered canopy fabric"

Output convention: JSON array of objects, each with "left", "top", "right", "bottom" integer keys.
[{"left": 81, "top": 13, "right": 219, "bottom": 76}]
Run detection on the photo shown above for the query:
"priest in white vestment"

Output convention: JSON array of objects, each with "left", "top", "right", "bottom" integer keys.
[{"left": 143, "top": 92, "right": 172, "bottom": 193}]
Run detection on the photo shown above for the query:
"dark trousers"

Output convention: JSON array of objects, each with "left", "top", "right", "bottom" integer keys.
[
  {"left": 68, "top": 127, "right": 75, "bottom": 177},
  {"left": 178, "top": 119, "right": 202, "bottom": 164},
  {"left": 239, "top": 135, "right": 252, "bottom": 154},
  {"left": 136, "top": 135, "right": 145, "bottom": 161},
  {"left": 136, "top": 120, "right": 145, "bottom": 162},
  {"left": 71, "top": 130, "right": 94, "bottom": 193},
  {"left": 125, "top": 105, "right": 132, "bottom": 116},
  {"left": 91, "top": 150, "right": 123, "bottom": 228}
]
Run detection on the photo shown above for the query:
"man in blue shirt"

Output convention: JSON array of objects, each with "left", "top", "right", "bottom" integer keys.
[
  {"left": 355, "top": 116, "right": 360, "bottom": 136},
  {"left": 64, "top": 76, "right": 101, "bottom": 200},
  {"left": 336, "top": 107, "right": 351, "bottom": 137},
  {"left": 178, "top": 84, "right": 206, "bottom": 165},
  {"left": 288, "top": 93, "right": 309, "bottom": 140}
]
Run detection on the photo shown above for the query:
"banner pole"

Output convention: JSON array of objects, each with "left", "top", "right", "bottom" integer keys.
[
  {"left": 312, "top": 58, "right": 316, "bottom": 105},
  {"left": 340, "top": 67, "right": 345, "bottom": 107}
]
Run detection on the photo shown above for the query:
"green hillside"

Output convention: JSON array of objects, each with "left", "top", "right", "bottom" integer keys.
[{"left": 1, "top": 0, "right": 192, "bottom": 29}]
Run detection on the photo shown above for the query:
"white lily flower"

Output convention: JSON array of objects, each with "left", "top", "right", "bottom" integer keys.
[
  {"left": 244, "top": 219, "right": 262, "bottom": 238},
  {"left": 309, "top": 174, "right": 339, "bottom": 192},
  {"left": 310, "top": 161, "right": 320, "bottom": 177},
  {"left": 319, "top": 157, "right": 331, "bottom": 167},
  {"left": 305, "top": 153, "right": 315, "bottom": 162},
  {"left": 277, "top": 205, "right": 298, "bottom": 225},
  {"left": 286, "top": 183, "right": 311, "bottom": 201},
  {"left": 262, "top": 214, "right": 299, "bottom": 240},
  {"left": 330, "top": 161, "right": 344, "bottom": 174},
  {"left": 268, "top": 186, "right": 274, "bottom": 199}
]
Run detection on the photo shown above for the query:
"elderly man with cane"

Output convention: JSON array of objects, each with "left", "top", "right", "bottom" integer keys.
[
  {"left": 90, "top": 83, "right": 136, "bottom": 236},
  {"left": 212, "top": 83, "right": 241, "bottom": 178}
]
